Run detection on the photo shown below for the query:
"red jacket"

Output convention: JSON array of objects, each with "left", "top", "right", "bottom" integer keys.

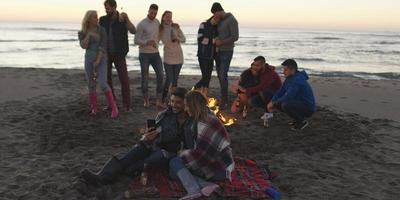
[{"left": 245, "top": 66, "right": 282, "bottom": 95}]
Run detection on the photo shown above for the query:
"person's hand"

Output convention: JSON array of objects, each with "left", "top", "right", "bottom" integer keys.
[
  {"left": 143, "top": 127, "right": 158, "bottom": 142},
  {"left": 267, "top": 101, "right": 275, "bottom": 113},
  {"left": 238, "top": 86, "right": 246, "bottom": 93},
  {"left": 215, "top": 38, "right": 223, "bottom": 46},
  {"left": 230, "top": 84, "right": 239, "bottom": 94},
  {"left": 119, "top": 12, "right": 128, "bottom": 22}
]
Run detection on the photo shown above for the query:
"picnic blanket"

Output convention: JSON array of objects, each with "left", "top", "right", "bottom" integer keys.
[{"left": 126, "top": 157, "right": 279, "bottom": 199}]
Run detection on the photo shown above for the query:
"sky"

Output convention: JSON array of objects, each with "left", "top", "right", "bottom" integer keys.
[{"left": 2, "top": 0, "right": 400, "bottom": 31}]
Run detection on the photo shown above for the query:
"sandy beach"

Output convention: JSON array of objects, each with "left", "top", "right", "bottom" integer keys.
[{"left": 0, "top": 67, "right": 399, "bottom": 200}]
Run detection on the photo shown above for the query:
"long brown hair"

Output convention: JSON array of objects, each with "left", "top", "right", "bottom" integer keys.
[
  {"left": 159, "top": 10, "right": 172, "bottom": 37},
  {"left": 185, "top": 91, "right": 209, "bottom": 122}
]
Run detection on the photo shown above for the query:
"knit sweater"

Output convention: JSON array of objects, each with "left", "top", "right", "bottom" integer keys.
[
  {"left": 160, "top": 24, "right": 186, "bottom": 65},
  {"left": 134, "top": 17, "right": 160, "bottom": 53}
]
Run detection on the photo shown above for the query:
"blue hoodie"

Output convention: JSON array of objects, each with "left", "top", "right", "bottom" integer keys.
[{"left": 272, "top": 70, "right": 316, "bottom": 113}]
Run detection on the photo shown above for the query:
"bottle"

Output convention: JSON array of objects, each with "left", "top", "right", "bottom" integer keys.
[
  {"left": 265, "top": 187, "right": 281, "bottom": 200},
  {"left": 140, "top": 164, "right": 148, "bottom": 186}
]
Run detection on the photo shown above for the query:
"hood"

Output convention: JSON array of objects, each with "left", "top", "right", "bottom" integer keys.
[{"left": 290, "top": 70, "right": 309, "bottom": 83}]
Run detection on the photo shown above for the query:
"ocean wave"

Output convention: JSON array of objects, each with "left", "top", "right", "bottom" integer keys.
[
  {"left": 313, "top": 37, "right": 344, "bottom": 40},
  {"left": 313, "top": 71, "right": 400, "bottom": 80},
  {"left": 0, "top": 39, "right": 77, "bottom": 43},
  {"left": 356, "top": 49, "right": 400, "bottom": 55},
  {"left": 0, "top": 48, "right": 26, "bottom": 53},
  {"left": 375, "top": 41, "right": 400, "bottom": 45},
  {"left": 279, "top": 57, "right": 325, "bottom": 62},
  {"left": 31, "top": 47, "right": 53, "bottom": 51}
]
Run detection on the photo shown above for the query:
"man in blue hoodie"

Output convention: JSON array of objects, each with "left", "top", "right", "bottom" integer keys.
[{"left": 267, "top": 59, "right": 316, "bottom": 130}]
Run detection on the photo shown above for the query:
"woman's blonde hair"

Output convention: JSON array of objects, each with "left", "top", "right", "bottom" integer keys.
[
  {"left": 185, "top": 91, "right": 209, "bottom": 122},
  {"left": 81, "top": 10, "right": 97, "bottom": 33}
]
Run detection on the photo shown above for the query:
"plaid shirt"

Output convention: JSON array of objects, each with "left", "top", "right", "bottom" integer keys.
[{"left": 180, "top": 114, "right": 234, "bottom": 180}]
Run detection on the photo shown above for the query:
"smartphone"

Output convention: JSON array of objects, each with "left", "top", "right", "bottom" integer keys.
[{"left": 147, "top": 119, "right": 156, "bottom": 129}]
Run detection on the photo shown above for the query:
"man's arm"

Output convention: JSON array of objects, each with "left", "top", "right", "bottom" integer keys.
[
  {"left": 119, "top": 12, "right": 136, "bottom": 34},
  {"left": 134, "top": 22, "right": 147, "bottom": 46}
]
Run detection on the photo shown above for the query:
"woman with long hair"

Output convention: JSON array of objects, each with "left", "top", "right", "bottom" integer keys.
[
  {"left": 78, "top": 10, "right": 118, "bottom": 118},
  {"left": 159, "top": 10, "right": 186, "bottom": 104},
  {"left": 169, "top": 91, "right": 234, "bottom": 200}
]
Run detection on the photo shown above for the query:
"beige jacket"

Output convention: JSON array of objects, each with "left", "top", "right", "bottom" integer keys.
[{"left": 160, "top": 25, "right": 186, "bottom": 65}]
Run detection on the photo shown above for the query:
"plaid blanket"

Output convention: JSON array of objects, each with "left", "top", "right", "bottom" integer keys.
[{"left": 127, "top": 157, "right": 278, "bottom": 199}]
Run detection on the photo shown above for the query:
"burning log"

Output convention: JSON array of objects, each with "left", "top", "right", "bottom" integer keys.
[{"left": 207, "top": 97, "right": 237, "bottom": 126}]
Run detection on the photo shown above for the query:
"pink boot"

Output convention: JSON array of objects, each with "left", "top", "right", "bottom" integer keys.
[
  {"left": 105, "top": 90, "right": 119, "bottom": 119},
  {"left": 89, "top": 92, "right": 97, "bottom": 115}
]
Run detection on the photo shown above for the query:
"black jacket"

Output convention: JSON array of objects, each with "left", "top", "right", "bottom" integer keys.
[
  {"left": 99, "top": 13, "right": 129, "bottom": 56},
  {"left": 197, "top": 17, "right": 218, "bottom": 60}
]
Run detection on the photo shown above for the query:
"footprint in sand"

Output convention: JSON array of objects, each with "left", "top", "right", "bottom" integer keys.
[
  {"left": 322, "top": 94, "right": 328, "bottom": 98},
  {"left": 380, "top": 101, "right": 388, "bottom": 104},
  {"left": 340, "top": 96, "right": 347, "bottom": 99},
  {"left": 360, "top": 99, "right": 368, "bottom": 102}
]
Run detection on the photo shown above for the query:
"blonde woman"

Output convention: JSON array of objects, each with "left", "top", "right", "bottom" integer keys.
[
  {"left": 78, "top": 10, "right": 118, "bottom": 118},
  {"left": 169, "top": 91, "right": 234, "bottom": 200},
  {"left": 159, "top": 10, "right": 186, "bottom": 103}
]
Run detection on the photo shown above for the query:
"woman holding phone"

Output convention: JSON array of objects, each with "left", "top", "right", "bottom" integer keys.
[{"left": 78, "top": 10, "right": 118, "bottom": 118}]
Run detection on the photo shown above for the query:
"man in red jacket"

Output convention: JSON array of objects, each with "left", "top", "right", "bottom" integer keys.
[{"left": 231, "top": 56, "right": 282, "bottom": 117}]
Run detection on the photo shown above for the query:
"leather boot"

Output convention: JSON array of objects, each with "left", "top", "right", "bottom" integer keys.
[{"left": 80, "top": 156, "right": 123, "bottom": 186}]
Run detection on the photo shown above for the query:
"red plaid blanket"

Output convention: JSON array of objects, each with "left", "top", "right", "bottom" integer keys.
[{"left": 127, "top": 158, "right": 278, "bottom": 199}]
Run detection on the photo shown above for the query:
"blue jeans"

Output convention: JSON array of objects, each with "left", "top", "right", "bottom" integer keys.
[
  {"left": 216, "top": 51, "right": 233, "bottom": 101},
  {"left": 119, "top": 143, "right": 172, "bottom": 175},
  {"left": 164, "top": 63, "right": 182, "bottom": 88},
  {"left": 278, "top": 101, "right": 313, "bottom": 123},
  {"left": 84, "top": 54, "right": 110, "bottom": 93},
  {"left": 169, "top": 157, "right": 228, "bottom": 181},
  {"left": 139, "top": 53, "right": 164, "bottom": 96}
]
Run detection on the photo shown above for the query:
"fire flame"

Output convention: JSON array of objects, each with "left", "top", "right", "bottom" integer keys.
[{"left": 207, "top": 97, "right": 237, "bottom": 126}]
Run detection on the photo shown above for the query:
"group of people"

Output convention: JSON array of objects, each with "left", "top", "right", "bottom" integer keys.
[
  {"left": 78, "top": 1, "right": 239, "bottom": 119},
  {"left": 78, "top": 1, "right": 317, "bottom": 199},
  {"left": 231, "top": 56, "right": 316, "bottom": 130},
  {"left": 80, "top": 88, "right": 234, "bottom": 200}
]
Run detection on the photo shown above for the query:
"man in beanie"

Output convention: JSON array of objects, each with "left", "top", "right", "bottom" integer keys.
[{"left": 211, "top": 2, "right": 239, "bottom": 109}]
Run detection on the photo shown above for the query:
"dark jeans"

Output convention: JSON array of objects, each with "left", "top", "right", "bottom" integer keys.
[
  {"left": 278, "top": 101, "right": 313, "bottom": 123},
  {"left": 194, "top": 58, "right": 214, "bottom": 89},
  {"left": 249, "top": 89, "right": 275, "bottom": 108},
  {"left": 107, "top": 53, "right": 131, "bottom": 109},
  {"left": 164, "top": 63, "right": 182, "bottom": 88},
  {"left": 119, "top": 143, "right": 172, "bottom": 175},
  {"left": 216, "top": 51, "right": 233, "bottom": 101},
  {"left": 139, "top": 53, "right": 164, "bottom": 96}
]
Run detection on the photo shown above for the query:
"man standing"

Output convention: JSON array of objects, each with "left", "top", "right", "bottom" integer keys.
[
  {"left": 100, "top": 0, "right": 136, "bottom": 111},
  {"left": 135, "top": 4, "right": 165, "bottom": 108},
  {"left": 211, "top": 2, "right": 239, "bottom": 109},
  {"left": 267, "top": 59, "right": 316, "bottom": 130}
]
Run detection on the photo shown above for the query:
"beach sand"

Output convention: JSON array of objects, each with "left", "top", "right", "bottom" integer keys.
[{"left": 0, "top": 67, "right": 399, "bottom": 200}]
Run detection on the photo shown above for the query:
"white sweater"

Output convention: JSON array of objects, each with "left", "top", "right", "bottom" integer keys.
[{"left": 134, "top": 17, "right": 160, "bottom": 53}]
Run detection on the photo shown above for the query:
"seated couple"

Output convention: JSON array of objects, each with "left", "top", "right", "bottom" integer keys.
[
  {"left": 232, "top": 57, "right": 316, "bottom": 130},
  {"left": 80, "top": 88, "right": 234, "bottom": 200}
]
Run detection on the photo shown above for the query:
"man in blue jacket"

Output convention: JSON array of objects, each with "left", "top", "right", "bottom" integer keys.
[{"left": 267, "top": 59, "right": 316, "bottom": 130}]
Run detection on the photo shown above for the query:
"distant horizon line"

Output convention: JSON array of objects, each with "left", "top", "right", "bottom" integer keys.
[{"left": 1, "top": 19, "right": 399, "bottom": 33}]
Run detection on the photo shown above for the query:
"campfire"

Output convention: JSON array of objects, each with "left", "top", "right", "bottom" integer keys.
[{"left": 207, "top": 97, "right": 237, "bottom": 126}]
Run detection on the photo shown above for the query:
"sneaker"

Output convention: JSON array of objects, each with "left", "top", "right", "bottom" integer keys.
[
  {"left": 291, "top": 121, "right": 309, "bottom": 131},
  {"left": 288, "top": 121, "right": 296, "bottom": 126}
]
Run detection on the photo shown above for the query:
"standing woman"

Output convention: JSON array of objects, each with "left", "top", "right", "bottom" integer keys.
[
  {"left": 193, "top": 16, "right": 219, "bottom": 97},
  {"left": 78, "top": 10, "right": 118, "bottom": 118},
  {"left": 169, "top": 91, "right": 234, "bottom": 200},
  {"left": 159, "top": 11, "right": 186, "bottom": 103}
]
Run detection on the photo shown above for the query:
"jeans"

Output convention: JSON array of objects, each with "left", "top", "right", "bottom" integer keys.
[
  {"left": 249, "top": 89, "right": 275, "bottom": 108},
  {"left": 119, "top": 143, "right": 173, "bottom": 175},
  {"left": 194, "top": 58, "right": 214, "bottom": 89},
  {"left": 216, "top": 51, "right": 233, "bottom": 101},
  {"left": 107, "top": 53, "right": 131, "bottom": 109},
  {"left": 139, "top": 53, "right": 164, "bottom": 96},
  {"left": 169, "top": 157, "right": 228, "bottom": 182},
  {"left": 278, "top": 101, "right": 313, "bottom": 123},
  {"left": 84, "top": 54, "right": 110, "bottom": 93},
  {"left": 164, "top": 63, "right": 182, "bottom": 88}
]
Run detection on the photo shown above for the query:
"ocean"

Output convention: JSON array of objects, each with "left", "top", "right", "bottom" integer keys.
[{"left": 1, "top": 21, "right": 400, "bottom": 80}]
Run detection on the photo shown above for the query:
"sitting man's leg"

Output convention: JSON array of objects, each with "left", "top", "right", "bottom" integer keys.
[
  {"left": 125, "top": 149, "right": 174, "bottom": 176},
  {"left": 280, "top": 101, "right": 313, "bottom": 130},
  {"left": 80, "top": 143, "right": 151, "bottom": 185}
]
